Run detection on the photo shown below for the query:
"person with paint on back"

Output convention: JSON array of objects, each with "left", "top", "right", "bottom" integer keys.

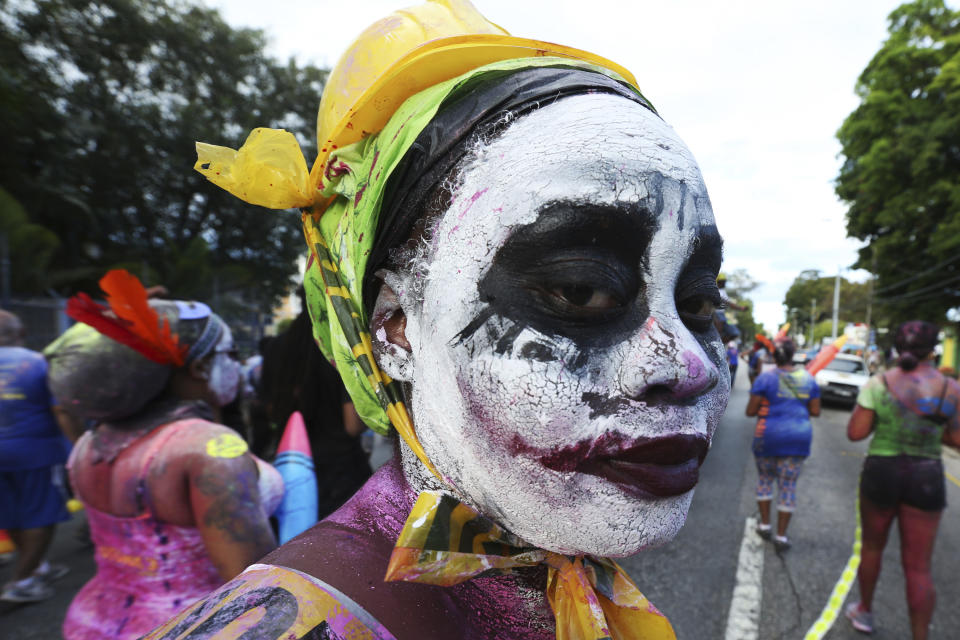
[
  {"left": 745, "top": 337, "right": 820, "bottom": 551},
  {"left": 0, "top": 310, "right": 75, "bottom": 603},
  {"left": 845, "top": 321, "right": 960, "bottom": 639},
  {"left": 143, "top": 1, "right": 731, "bottom": 638},
  {"left": 50, "top": 271, "right": 282, "bottom": 640}
]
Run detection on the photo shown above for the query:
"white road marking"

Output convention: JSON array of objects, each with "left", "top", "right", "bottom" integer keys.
[{"left": 724, "top": 516, "right": 765, "bottom": 640}]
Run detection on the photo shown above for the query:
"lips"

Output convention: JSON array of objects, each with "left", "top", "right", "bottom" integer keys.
[{"left": 574, "top": 434, "right": 710, "bottom": 498}]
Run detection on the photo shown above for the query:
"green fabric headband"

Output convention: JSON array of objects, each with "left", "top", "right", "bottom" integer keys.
[{"left": 301, "top": 57, "right": 648, "bottom": 453}]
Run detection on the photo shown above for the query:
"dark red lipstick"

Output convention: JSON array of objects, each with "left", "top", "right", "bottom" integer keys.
[{"left": 534, "top": 433, "right": 710, "bottom": 498}]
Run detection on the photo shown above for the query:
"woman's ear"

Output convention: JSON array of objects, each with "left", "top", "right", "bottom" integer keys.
[
  {"left": 188, "top": 356, "right": 211, "bottom": 381},
  {"left": 370, "top": 270, "right": 415, "bottom": 382}
]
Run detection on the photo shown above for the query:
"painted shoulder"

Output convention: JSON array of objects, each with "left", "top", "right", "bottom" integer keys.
[
  {"left": 945, "top": 375, "right": 960, "bottom": 400},
  {"left": 140, "top": 562, "right": 395, "bottom": 640},
  {"left": 260, "top": 520, "right": 463, "bottom": 639}
]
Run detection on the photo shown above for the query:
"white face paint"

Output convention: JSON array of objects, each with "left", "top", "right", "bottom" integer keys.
[
  {"left": 390, "top": 94, "right": 730, "bottom": 557},
  {"left": 207, "top": 327, "right": 240, "bottom": 407}
]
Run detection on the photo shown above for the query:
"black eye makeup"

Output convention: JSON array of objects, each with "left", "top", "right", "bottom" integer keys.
[
  {"left": 474, "top": 202, "right": 655, "bottom": 348},
  {"left": 675, "top": 225, "right": 724, "bottom": 334}
]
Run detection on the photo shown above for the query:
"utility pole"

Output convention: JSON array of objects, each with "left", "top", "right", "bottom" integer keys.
[
  {"left": 831, "top": 270, "right": 841, "bottom": 340},
  {"left": 810, "top": 298, "right": 816, "bottom": 347},
  {"left": 865, "top": 253, "right": 876, "bottom": 347}
]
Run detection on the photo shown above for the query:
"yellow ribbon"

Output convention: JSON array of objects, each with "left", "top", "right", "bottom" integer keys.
[{"left": 385, "top": 491, "right": 675, "bottom": 640}]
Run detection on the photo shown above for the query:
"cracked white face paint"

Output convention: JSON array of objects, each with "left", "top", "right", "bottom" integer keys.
[
  {"left": 207, "top": 327, "right": 240, "bottom": 407},
  {"left": 387, "top": 94, "right": 730, "bottom": 557}
]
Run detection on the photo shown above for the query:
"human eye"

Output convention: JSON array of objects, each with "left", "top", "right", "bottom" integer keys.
[
  {"left": 477, "top": 203, "right": 652, "bottom": 343},
  {"left": 676, "top": 273, "right": 722, "bottom": 333},
  {"left": 533, "top": 256, "right": 636, "bottom": 323},
  {"left": 549, "top": 284, "right": 620, "bottom": 310}
]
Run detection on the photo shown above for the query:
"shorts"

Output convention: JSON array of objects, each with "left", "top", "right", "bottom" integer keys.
[
  {"left": 0, "top": 465, "right": 70, "bottom": 529},
  {"left": 860, "top": 455, "right": 946, "bottom": 512}
]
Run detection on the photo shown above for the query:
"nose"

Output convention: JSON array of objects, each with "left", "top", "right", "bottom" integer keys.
[{"left": 617, "top": 316, "right": 720, "bottom": 402}]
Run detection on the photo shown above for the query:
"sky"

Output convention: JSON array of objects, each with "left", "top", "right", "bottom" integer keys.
[{"left": 204, "top": 0, "right": 910, "bottom": 332}]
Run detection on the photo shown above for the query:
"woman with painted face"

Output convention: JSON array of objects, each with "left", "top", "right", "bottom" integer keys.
[
  {"left": 845, "top": 321, "right": 960, "bottom": 639},
  {"left": 745, "top": 338, "right": 820, "bottom": 551},
  {"left": 144, "top": 2, "right": 729, "bottom": 638},
  {"left": 50, "top": 271, "right": 281, "bottom": 640}
]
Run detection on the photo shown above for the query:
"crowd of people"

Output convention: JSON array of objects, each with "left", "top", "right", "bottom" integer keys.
[
  {"left": 733, "top": 321, "right": 959, "bottom": 640},
  {"left": 1, "top": 1, "right": 958, "bottom": 639},
  {"left": 0, "top": 274, "right": 373, "bottom": 638}
]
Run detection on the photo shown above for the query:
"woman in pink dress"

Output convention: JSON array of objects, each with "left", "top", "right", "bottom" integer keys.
[{"left": 49, "top": 271, "right": 281, "bottom": 639}]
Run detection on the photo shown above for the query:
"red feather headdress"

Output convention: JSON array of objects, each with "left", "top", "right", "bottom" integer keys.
[{"left": 66, "top": 269, "right": 187, "bottom": 366}]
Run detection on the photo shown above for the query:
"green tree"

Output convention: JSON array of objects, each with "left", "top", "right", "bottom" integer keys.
[
  {"left": 836, "top": 0, "right": 960, "bottom": 324},
  {"left": 0, "top": 0, "right": 326, "bottom": 315},
  {"left": 782, "top": 269, "right": 875, "bottom": 341},
  {"left": 723, "top": 268, "right": 762, "bottom": 341}
]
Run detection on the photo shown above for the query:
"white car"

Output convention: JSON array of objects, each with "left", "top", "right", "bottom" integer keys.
[{"left": 814, "top": 353, "right": 869, "bottom": 408}]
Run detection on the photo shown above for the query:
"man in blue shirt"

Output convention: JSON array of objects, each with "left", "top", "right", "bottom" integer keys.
[{"left": 0, "top": 310, "right": 72, "bottom": 602}]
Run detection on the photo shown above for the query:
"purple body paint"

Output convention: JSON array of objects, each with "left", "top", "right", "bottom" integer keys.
[{"left": 324, "top": 458, "right": 556, "bottom": 639}]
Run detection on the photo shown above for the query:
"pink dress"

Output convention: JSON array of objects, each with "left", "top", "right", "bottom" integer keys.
[{"left": 63, "top": 420, "right": 283, "bottom": 640}]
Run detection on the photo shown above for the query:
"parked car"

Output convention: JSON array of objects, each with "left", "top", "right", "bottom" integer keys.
[
  {"left": 793, "top": 348, "right": 819, "bottom": 366},
  {"left": 814, "top": 353, "right": 869, "bottom": 408}
]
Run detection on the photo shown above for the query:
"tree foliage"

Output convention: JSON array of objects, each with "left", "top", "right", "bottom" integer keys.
[
  {"left": 782, "top": 269, "right": 875, "bottom": 341},
  {"left": 836, "top": 0, "right": 960, "bottom": 324},
  {"left": 0, "top": 0, "right": 326, "bottom": 315},
  {"left": 722, "top": 268, "right": 762, "bottom": 340}
]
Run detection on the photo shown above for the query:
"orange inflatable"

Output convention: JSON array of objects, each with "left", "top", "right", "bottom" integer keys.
[{"left": 806, "top": 336, "right": 849, "bottom": 376}]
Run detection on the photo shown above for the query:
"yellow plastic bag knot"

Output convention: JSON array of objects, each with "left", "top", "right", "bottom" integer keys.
[{"left": 195, "top": 128, "right": 313, "bottom": 210}]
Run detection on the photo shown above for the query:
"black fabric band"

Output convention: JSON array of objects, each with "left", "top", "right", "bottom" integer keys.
[{"left": 362, "top": 65, "right": 656, "bottom": 312}]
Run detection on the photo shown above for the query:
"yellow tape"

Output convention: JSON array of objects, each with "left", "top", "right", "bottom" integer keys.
[
  {"left": 945, "top": 470, "right": 960, "bottom": 489},
  {"left": 205, "top": 433, "right": 249, "bottom": 458},
  {"left": 803, "top": 496, "right": 861, "bottom": 640}
]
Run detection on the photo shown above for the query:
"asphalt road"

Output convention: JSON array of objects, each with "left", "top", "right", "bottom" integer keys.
[{"left": 3, "top": 365, "right": 959, "bottom": 639}]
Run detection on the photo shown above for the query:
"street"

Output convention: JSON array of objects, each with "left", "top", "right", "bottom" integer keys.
[{"left": 3, "top": 366, "right": 959, "bottom": 639}]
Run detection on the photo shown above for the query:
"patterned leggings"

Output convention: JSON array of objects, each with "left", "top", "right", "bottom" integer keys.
[{"left": 755, "top": 456, "right": 805, "bottom": 511}]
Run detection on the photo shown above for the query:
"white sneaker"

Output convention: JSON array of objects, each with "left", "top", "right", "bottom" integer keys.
[
  {"left": 845, "top": 601, "right": 874, "bottom": 634},
  {"left": 0, "top": 577, "right": 55, "bottom": 603},
  {"left": 33, "top": 561, "right": 70, "bottom": 583}
]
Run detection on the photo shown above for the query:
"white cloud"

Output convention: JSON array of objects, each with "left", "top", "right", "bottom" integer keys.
[{"left": 205, "top": 0, "right": 914, "bottom": 330}]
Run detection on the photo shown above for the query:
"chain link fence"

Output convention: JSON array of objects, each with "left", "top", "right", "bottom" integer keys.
[{"left": 2, "top": 297, "right": 70, "bottom": 351}]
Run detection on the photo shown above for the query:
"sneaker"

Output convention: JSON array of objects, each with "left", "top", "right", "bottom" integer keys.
[
  {"left": 773, "top": 535, "right": 791, "bottom": 552},
  {"left": 33, "top": 562, "right": 69, "bottom": 583},
  {"left": 845, "top": 602, "right": 874, "bottom": 634},
  {"left": 755, "top": 523, "right": 772, "bottom": 541},
  {"left": 0, "top": 577, "right": 55, "bottom": 603}
]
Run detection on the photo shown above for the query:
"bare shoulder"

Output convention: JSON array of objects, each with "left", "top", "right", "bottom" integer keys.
[
  {"left": 261, "top": 522, "right": 461, "bottom": 640},
  {"left": 164, "top": 418, "right": 245, "bottom": 450},
  {"left": 157, "top": 420, "right": 254, "bottom": 470},
  {"left": 945, "top": 375, "right": 960, "bottom": 402}
]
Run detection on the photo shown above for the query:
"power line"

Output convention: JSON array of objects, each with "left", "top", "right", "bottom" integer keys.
[
  {"left": 873, "top": 253, "right": 960, "bottom": 294},
  {"left": 874, "top": 272, "right": 960, "bottom": 304},
  {"left": 876, "top": 288, "right": 960, "bottom": 306}
]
